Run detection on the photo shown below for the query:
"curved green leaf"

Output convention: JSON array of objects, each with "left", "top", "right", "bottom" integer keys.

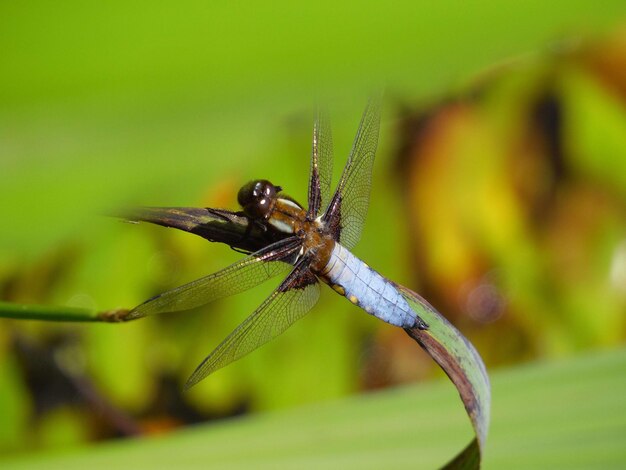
[{"left": 400, "top": 285, "right": 490, "bottom": 468}]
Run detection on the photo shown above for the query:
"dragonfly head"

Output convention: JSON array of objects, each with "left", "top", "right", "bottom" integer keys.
[{"left": 238, "top": 179, "right": 281, "bottom": 219}]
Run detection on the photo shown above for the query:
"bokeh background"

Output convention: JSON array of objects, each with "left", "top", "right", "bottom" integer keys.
[{"left": 1, "top": 0, "right": 625, "bottom": 462}]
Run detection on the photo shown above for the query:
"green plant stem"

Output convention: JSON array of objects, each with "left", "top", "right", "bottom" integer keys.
[{"left": 0, "top": 301, "right": 132, "bottom": 323}]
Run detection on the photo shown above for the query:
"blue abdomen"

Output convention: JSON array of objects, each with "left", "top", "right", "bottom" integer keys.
[{"left": 320, "top": 243, "right": 421, "bottom": 328}]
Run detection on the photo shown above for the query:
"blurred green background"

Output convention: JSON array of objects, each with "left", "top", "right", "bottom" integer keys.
[{"left": 1, "top": 0, "right": 625, "bottom": 465}]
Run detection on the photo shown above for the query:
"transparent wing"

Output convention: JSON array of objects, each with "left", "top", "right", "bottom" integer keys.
[
  {"left": 127, "top": 237, "right": 301, "bottom": 319},
  {"left": 307, "top": 108, "right": 334, "bottom": 219},
  {"left": 184, "top": 256, "right": 319, "bottom": 389},
  {"left": 323, "top": 97, "right": 381, "bottom": 249}
]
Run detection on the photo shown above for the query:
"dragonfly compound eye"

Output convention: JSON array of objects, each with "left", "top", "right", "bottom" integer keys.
[{"left": 238, "top": 179, "right": 277, "bottom": 219}]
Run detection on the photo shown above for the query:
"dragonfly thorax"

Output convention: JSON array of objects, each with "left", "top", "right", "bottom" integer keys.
[{"left": 302, "top": 220, "right": 335, "bottom": 272}]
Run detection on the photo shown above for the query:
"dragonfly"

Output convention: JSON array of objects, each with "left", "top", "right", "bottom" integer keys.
[{"left": 125, "top": 99, "right": 428, "bottom": 389}]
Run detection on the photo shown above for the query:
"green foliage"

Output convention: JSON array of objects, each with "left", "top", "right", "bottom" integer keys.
[{"left": 4, "top": 347, "right": 625, "bottom": 469}]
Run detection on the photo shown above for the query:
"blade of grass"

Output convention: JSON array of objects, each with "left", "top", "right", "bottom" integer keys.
[{"left": 401, "top": 285, "right": 490, "bottom": 468}]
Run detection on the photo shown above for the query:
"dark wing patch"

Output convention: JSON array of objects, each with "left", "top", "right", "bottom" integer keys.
[
  {"left": 184, "top": 255, "right": 320, "bottom": 389},
  {"left": 307, "top": 109, "right": 334, "bottom": 219},
  {"left": 322, "top": 97, "right": 381, "bottom": 249},
  {"left": 127, "top": 237, "right": 302, "bottom": 319}
]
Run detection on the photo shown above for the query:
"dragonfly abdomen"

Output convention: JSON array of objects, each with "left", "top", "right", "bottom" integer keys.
[{"left": 320, "top": 243, "right": 419, "bottom": 328}]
